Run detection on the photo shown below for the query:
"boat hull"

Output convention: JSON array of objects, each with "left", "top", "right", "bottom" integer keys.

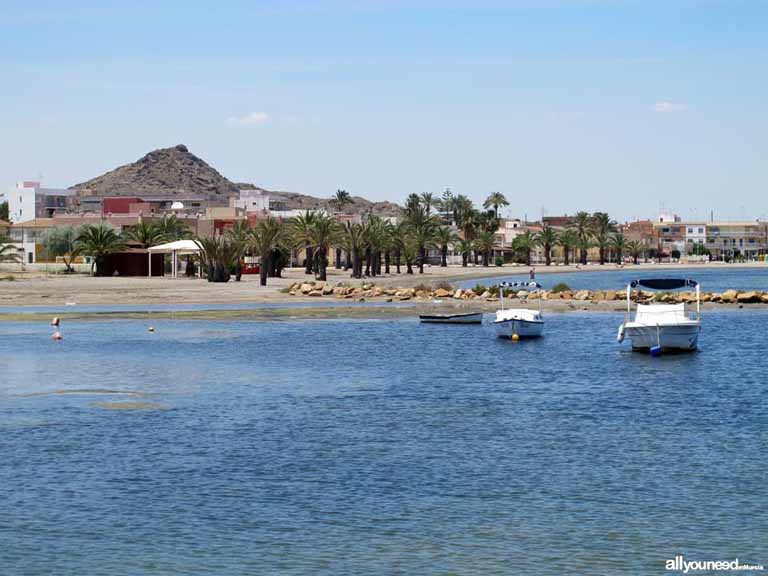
[
  {"left": 419, "top": 312, "right": 484, "bottom": 324},
  {"left": 624, "top": 324, "right": 700, "bottom": 352},
  {"left": 494, "top": 318, "right": 544, "bottom": 339}
]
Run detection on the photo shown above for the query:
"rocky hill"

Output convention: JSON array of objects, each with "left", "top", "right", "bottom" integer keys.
[
  {"left": 71, "top": 144, "right": 403, "bottom": 216},
  {"left": 72, "top": 144, "right": 240, "bottom": 201}
]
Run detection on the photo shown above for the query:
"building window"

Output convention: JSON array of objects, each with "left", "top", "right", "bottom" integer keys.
[
  {"left": 687, "top": 227, "right": 693, "bottom": 233},
  {"left": 698, "top": 227, "right": 703, "bottom": 233},
  {"left": 28, "top": 252, "right": 33, "bottom": 264}
]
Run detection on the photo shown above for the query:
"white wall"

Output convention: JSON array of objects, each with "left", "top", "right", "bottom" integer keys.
[{"left": 8, "top": 182, "right": 37, "bottom": 223}]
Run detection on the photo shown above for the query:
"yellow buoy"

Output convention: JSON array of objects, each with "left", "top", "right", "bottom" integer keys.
[{"left": 512, "top": 333, "right": 520, "bottom": 341}]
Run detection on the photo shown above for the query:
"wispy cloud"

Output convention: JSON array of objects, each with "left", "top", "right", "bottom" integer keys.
[
  {"left": 653, "top": 101, "right": 687, "bottom": 113},
  {"left": 227, "top": 111, "right": 270, "bottom": 125}
]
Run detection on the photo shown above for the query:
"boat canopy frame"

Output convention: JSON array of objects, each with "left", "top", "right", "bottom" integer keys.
[
  {"left": 499, "top": 281, "right": 543, "bottom": 312},
  {"left": 625, "top": 278, "right": 700, "bottom": 320}
]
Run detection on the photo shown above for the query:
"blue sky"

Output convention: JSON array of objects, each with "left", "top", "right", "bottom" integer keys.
[{"left": 1, "top": 0, "right": 766, "bottom": 221}]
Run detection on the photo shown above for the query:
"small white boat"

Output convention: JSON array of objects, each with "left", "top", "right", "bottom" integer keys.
[
  {"left": 419, "top": 311, "right": 484, "bottom": 324},
  {"left": 493, "top": 282, "right": 544, "bottom": 339},
  {"left": 617, "top": 278, "right": 701, "bottom": 355}
]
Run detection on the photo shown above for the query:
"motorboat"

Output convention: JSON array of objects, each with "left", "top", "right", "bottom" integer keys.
[
  {"left": 617, "top": 278, "right": 701, "bottom": 355},
  {"left": 493, "top": 281, "right": 544, "bottom": 339},
  {"left": 419, "top": 311, "right": 484, "bottom": 324}
]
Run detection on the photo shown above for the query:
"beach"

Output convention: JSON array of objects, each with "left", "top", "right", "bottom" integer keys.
[{"left": 1, "top": 261, "right": 766, "bottom": 308}]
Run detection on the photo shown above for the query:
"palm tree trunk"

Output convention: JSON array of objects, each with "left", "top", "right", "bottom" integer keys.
[
  {"left": 384, "top": 251, "right": 390, "bottom": 274},
  {"left": 304, "top": 244, "right": 313, "bottom": 274},
  {"left": 317, "top": 248, "right": 327, "bottom": 281},
  {"left": 563, "top": 247, "right": 570, "bottom": 266},
  {"left": 545, "top": 246, "right": 551, "bottom": 266},
  {"left": 259, "top": 254, "right": 269, "bottom": 286},
  {"left": 418, "top": 247, "right": 425, "bottom": 273},
  {"left": 335, "top": 248, "right": 341, "bottom": 269},
  {"left": 395, "top": 249, "right": 401, "bottom": 273},
  {"left": 441, "top": 246, "right": 447, "bottom": 267},
  {"left": 462, "top": 253, "right": 468, "bottom": 267}
]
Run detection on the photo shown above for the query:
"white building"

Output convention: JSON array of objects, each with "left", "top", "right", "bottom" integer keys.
[
  {"left": 8, "top": 181, "right": 75, "bottom": 223},
  {"left": 685, "top": 224, "right": 706, "bottom": 246},
  {"left": 233, "top": 189, "right": 271, "bottom": 214}
]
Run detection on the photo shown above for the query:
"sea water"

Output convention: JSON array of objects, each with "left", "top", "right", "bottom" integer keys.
[{"left": 1, "top": 312, "right": 766, "bottom": 574}]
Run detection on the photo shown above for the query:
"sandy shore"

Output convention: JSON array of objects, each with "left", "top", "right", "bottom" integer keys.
[{"left": 0, "top": 261, "right": 765, "bottom": 308}]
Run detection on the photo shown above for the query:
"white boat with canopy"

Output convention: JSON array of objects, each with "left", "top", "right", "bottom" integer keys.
[
  {"left": 617, "top": 278, "right": 701, "bottom": 355},
  {"left": 493, "top": 282, "right": 544, "bottom": 339}
]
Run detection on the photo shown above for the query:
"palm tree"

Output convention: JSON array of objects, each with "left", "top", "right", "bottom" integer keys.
[
  {"left": 626, "top": 239, "right": 644, "bottom": 265},
  {"left": 536, "top": 224, "right": 559, "bottom": 266},
  {"left": 74, "top": 224, "right": 125, "bottom": 276},
  {"left": 363, "top": 216, "right": 387, "bottom": 276},
  {"left": 402, "top": 236, "right": 419, "bottom": 274},
  {"left": 569, "top": 211, "right": 593, "bottom": 265},
  {"left": 157, "top": 214, "right": 190, "bottom": 241},
  {"left": 290, "top": 211, "right": 317, "bottom": 275},
  {"left": 309, "top": 214, "right": 341, "bottom": 281},
  {"left": 483, "top": 192, "right": 509, "bottom": 219},
  {"left": 389, "top": 221, "right": 409, "bottom": 274},
  {"left": 330, "top": 189, "right": 352, "bottom": 214},
  {"left": 341, "top": 223, "right": 366, "bottom": 279},
  {"left": 512, "top": 231, "right": 536, "bottom": 266},
  {"left": 406, "top": 205, "right": 438, "bottom": 273},
  {"left": 196, "top": 236, "right": 238, "bottom": 283},
  {"left": 248, "top": 218, "right": 286, "bottom": 286},
  {"left": 420, "top": 192, "right": 435, "bottom": 216},
  {"left": 473, "top": 230, "right": 495, "bottom": 266},
  {"left": 558, "top": 229, "right": 579, "bottom": 266},
  {"left": 434, "top": 226, "right": 457, "bottom": 267},
  {"left": 610, "top": 232, "right": 627, "bottom": 265},
  {"left": 457, "top": 238, "right": 473, "bottom": 267},
  {"left": 124, "top": 219, "right": 164, "bottom": 248},
  {"left": 405, "top": 193, "right": 421, "bottom": 216},
  {"left": 0, "top": 234, "right": 20, "bottom": 264},
  {"left": 591, "top": 212, "right": 617, "bottom": 265},
  {"left": 226, "top": 220, "right": 251, "bottom": 281}
]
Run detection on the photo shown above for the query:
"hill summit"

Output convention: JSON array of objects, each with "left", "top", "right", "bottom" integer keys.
[{"left": 72, "top": 144, "right": 240, "bottom": 200}]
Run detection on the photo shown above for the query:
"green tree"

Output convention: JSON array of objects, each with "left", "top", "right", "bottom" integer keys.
[
  {"left": 406, "top": 205, "right": 438, "bottom": 273},
  {"left": 483, "top": 191, "right": 509, "bottom": 219},
  {"left": 558, "top": 229, "right": 578, "bottom": 266},
  {"left": 341, "top": 222, "right": 366, "bottom": 279},
  {"left": 536, "top": 224, "right": 559, "bottom": 266},
  {"left": 74, "top": 224, "right": 125, "bottom": 276},
  {"left": 473, "top": 230, "right": 495, "bottom": 266},
  {"left": 610, "top": 232, "right": 627, "bottom": 265},
  {"left": 512, "top": 231, "right": 536, "bottom": 266},
  {"left": 434, "top": 226, "right": 457, "bottom": 267},
  {"left": 591, "top": 212, "right": 617, "bottom": 265},
  {"left": 124, "top": 219, "right": 164, "bottom": 247},
  {"left": 290, "top": 211, "right": 318, "bottom": 275},
  {"left": 248, "top": 218, "right": 286, "bottom": 286},
  {"left": 420, "top": 192, "right": 436, "bottom": 216},
  {"left": 226, "top": 219, "right": 252, "bottom": 281},
  {"left": 626, "top": 240, "right": 645, "bottom": 265},
  {"left": 568, "top": 211, "right": 593, "bottom": 265},
  {"left": 457, "top": 238, "right": 473, "bottom": 267},
  {"left": 43, "top": 226, "right": 79, "bottom": 272},
  {"left": 0, "top": 201, "right": 9, "bottom": 222},
  {"left": 309, "top": 213, "right": 341, "bottom": 281}
]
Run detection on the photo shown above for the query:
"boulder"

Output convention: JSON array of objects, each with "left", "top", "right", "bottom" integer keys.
[
  {"left": 372, "top": 287, "right": 383, "bottom": 297},
  {"left": 737, "top": 291, "right": 761, "bottom": 303},
  {"left": 314, "top": 281, "right": 326, "bottom": 291},
  {"left": 397, "top": 294, "right": 411, "bottom": 301},
  {"left": 480, "top": 291, "right": 491, "bottom": 298},
  {"left": 761, "top": 293, "right": 768, "bottom": 303},
  {"left": 453, "top": 289, "right": 464, "bottom": 299},
  {"left": 574, "top": 290, "right": 590, "bottom": 301},
  {"left": 721, "top": 289, "right": 738, "bottom": 303},
  {"left": 300, "top": 283, "right": 314, "bottom": 294},
  {"left": 322, "top": 284, "right": 334, "bottom": 295},
  {"left": 434, "top": 288, "right": 452, "bottom": 298},
  {"left": 516, "top": 290, "right": 528, "bottom": 299},
  {"left": 308, "top": 290, "right": 323, "bottom": 297},
  {"left": 333, "top": 286, "right": 346, "bottom": 295}
]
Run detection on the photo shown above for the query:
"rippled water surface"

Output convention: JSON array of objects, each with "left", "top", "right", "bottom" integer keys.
[
  {"left": 1, "top": 313, "right": 766, "bottom": 575},
  {"left": 459, "top": 265, "right": 768, "bottom": 293}
]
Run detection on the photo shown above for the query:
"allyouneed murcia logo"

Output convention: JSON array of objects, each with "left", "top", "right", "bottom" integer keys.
[{"left": 666, "top": 555, "right": 765, "bottom": 573}]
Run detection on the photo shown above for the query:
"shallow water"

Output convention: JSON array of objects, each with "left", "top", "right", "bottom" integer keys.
[
  {"left": 459, "top": 265, "right": 768, "bottom": 293},
  {"left": 1, "top": 313, "right": 766, "bottom": 574}
]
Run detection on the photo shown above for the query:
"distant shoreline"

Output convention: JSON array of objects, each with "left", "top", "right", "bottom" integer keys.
[{"left": 0, "top": 261, "right": 765, "bottom": 309}]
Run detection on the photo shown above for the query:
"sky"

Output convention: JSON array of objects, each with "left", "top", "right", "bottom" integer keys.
[{"left": 1, "top": 0, "right": 766, "bottom": 221}]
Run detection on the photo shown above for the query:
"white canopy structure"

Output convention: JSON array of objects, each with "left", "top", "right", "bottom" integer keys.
[{"left": 147, "top": 240, "right": 201, "bottom": 277}]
